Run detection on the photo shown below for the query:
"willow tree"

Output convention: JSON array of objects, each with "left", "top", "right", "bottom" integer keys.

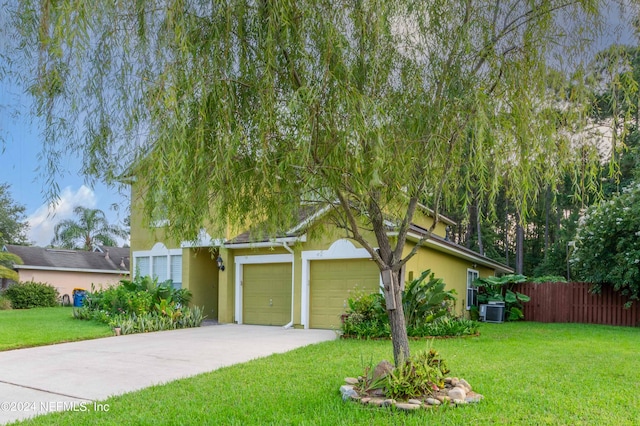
[{"left": 13, "top": 0, "right": 614, "bottom": 364}]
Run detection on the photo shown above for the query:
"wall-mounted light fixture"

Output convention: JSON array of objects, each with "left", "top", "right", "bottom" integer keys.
[{"left": 217, "top": 255, "right": 225, "bottom": 271}]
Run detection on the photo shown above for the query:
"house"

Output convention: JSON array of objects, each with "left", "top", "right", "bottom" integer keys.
[
  {"left": 1, "top": 245, "right": 130, "bottom": 299},
  {"left": 130, "top": 199, "right": 512, "bottom": 330}
]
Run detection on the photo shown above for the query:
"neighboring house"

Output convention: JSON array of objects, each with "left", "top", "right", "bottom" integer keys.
[
  {"left": 1, "top": 245, "right": 130, "bottom": 299},
  {"left": 130, "top": 196, "right": 513, "bottom": 330}
]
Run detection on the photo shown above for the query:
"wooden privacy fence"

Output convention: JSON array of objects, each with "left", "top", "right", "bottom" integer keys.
[{"left": 516, "top": 282, "right": 640, "bottom": 327}]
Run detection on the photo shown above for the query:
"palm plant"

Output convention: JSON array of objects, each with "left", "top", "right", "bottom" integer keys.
[{"left": 51, "top": 206, "right": 127, "bottom": 250}]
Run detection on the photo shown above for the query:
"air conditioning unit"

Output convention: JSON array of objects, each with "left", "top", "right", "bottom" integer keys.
[{"left": 479, "top": 301, "right": 505, "bottom": 323}]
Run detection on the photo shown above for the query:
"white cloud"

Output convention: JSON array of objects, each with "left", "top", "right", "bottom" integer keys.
[{"left": 27, "top": 185, "right": 97, "bottom": 247}]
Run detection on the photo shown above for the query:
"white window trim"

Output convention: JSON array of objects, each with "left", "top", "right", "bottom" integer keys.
[
  {"left": 301, "top": 239, "right": 381, "bottom": 329},
  {"left": 234, "top": 254, "right": 294, "bottom": 325},
  {"left": 466, "top": 268, "right": 479, "bottom": 310},
  {"left": 133, "top": 243, "right": 182, "bottom": 286}
]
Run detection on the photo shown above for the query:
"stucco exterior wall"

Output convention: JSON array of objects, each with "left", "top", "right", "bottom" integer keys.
[
  {"left": 183, "top": 248, "right": 219, "bottom": 320},
  {"left": 403, "top": 242, "right": 494, "bottom": 316},
  {"left": 16, "top": 270, "right": 125, "bottom": 300}
]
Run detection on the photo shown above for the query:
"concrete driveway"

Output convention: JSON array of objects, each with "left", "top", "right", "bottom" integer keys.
[{"left": 0, "top": 324, "right": 336, "bottom": 424}]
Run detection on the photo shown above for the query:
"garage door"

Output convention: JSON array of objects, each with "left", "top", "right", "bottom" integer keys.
[
  {"left": 309, "top": 258, "right": 380, "bottom": 329},
  {"left": 243, "top": 263, "right": 292, "bottom": 326}
]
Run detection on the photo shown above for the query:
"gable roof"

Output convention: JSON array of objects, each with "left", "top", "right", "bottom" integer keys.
[
  {"left": 224, "top": 205, "right": 512, "bottom": 274},
  {"left": 2, "top": 245, "right": 130, "bottom": 274},
  {"left": 406, "top": 224, "right": 514, "bottom": 274}
]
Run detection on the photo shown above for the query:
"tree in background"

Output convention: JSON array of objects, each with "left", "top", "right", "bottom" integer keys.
[
  {"left": 571, "top": 182, "right": 640, "bottom": 304},
  {"left": 0, "top": 251, "right": 22, "bottom": 287},
  {"left": 12, "top": 0, "right": 615, "bottom": 365},
  {"left": 0, "top": 183, "right": 29, "bottom": 246},
  {"left": 51, "top": 206, "right": 127, "bottom": 250}
]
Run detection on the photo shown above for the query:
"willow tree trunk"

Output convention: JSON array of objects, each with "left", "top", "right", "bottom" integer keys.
[{"left": 381, "top": 268, "right": 410, "bottom": 366}]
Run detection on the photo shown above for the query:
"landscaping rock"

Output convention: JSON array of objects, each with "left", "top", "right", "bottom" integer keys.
[
  {"left": 425, "top": 398, "right": 441, "bottom": 406},
  {"left": 339, "top": 373, "right": 483, "bottom": 411},
  {"left": 465, "top": 392, "right": 484, "bottom": 403},
  {"left": 435, "top": 395, "right": 451, "bottom": 404},
  {"left": 372, "top": 360, "right": 394, "bottom": 380},
  {"left": 396, "top": 403, "right": 421, "bottom": 411},
  {"left": 368, "top": 398, "right": 386, "bottom": 407},
  {"left": 340, "top": 385, "right": 358, "bottom": 401},
  {"left": 370, "top": 388, "right": 386, "bottom": 397},
  {"left": 344, "top": 377, "right": 359, "bottom": 385},
  {"left": 459, "top": 378, "right": 472, "bottom": 392},
  {"left": 448, "top": 387, "right": 467, "bottom": 401}
]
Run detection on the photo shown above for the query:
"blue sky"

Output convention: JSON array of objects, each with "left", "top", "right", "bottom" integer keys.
[{"left": 0, "top": 80, "right": 129, "bottom": 247}]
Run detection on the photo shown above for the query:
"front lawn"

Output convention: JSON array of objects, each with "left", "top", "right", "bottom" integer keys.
[
  {"left": 0, "top": 307, "right": 112, "bottom": 351},
  {"left": 15, "top": 322, "right": 640, "bottom": 425}
]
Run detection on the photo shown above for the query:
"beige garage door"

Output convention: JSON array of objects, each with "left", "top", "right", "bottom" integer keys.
[
  {"left": 309, "top": 258, "right": 380, "bottom": 329},
  {"left": 243, "top": 263, "right": 292, "bottom": 326}
]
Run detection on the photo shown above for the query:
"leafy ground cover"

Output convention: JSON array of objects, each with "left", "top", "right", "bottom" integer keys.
[
  {"left": 0, "top": 307, "right": 111, "bottom": 351},
  {"left": 16, "top": 322, "right": 640, "bottom": 425}
]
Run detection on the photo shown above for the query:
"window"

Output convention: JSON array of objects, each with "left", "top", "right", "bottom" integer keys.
[
  {"left": 136, "top": 256, "right": 150, "bottom": 277},
  {"left": 170, "top": 255, "right": 182, "bottom": 289},
  {"left": 133, "top": 244, "right": 182, "bottom": 289},
  {"left": 466, "top": 269, "right": 479, "bottom": 310},
  {"left": 153, "top": 256, "right": 168, "bottom": 282}
]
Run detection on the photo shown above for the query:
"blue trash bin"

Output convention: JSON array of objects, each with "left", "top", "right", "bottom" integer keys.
[{"left": 73, "top": 289, "right": 86, "bottom": 307}]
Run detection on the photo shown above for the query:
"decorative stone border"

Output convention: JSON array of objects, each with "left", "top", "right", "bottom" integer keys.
[{"left": 340, "top": 376, "right": 484, "bottom": 411}]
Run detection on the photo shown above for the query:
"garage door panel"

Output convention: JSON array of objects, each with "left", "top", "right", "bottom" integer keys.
[
  {"left": 310, "top": 259, "right": 380, "bottom": 329},
  {"left": 243, "top": 263, "right": 292, "bottom": 326}
]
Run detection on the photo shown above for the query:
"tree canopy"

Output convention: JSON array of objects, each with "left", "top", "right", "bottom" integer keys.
[
  {"left": 571, "top": 182, "right": 640, "bottom": 303},
  {"left": 9, "top": 0, "right": 622, "bottom": 363},
  {"left": 0, "top": 183, "right": 29, "bottom": 246},
  {"left": 51, "top": 206, "right": 127, "bottom": 250}
]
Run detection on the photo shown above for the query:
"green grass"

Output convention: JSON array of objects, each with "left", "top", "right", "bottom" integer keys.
[
  {"left": 15, "top": 322, "right": 640, "bottom": 425},
  {"left": 0, "top": 307, "right": 112, "bottom": 351}
]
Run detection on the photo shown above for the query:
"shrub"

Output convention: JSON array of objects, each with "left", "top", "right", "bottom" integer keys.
[
  {"left": 403, "top": 269, "right": 456, "bottom": 328},
  {"left": 77, "top": 275, "right": 204, "bottom": 334},
  {"left": 341, "top": 289, "right": 389, "bottom": 338},
  {"left": 3, "top": 281, "right": 59, "bottom": 309},
  {"left": 341, "top": 271, "right": 476, "bottom": 339},
  {"left": 571, "top": 182, "right": 640, "bottom": 303},
  {"left": 408, "top": 316, "right": 480, "bottom": 337}
]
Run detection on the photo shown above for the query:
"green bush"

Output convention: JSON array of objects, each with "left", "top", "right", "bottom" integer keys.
[
  {"left": 408, "top": 316, "right": 480, "bottom": 337},
  {"left": 341, "top": 270, "right": 476, "bottom": 339},
  {"left": 77, "top": 275, "right": 204, "bottom": 334},
  {"left": 571, "top": 182, "right": 640, "bottom": 303},
  {"left": 341, "top": 289, "right": 389, "bottom": 338},
  {"left": 3, "top": 281, "right": 59, "bottom": 309},
  {"left": 403, "top": 269, "right": 456, "bottom": 328}
]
